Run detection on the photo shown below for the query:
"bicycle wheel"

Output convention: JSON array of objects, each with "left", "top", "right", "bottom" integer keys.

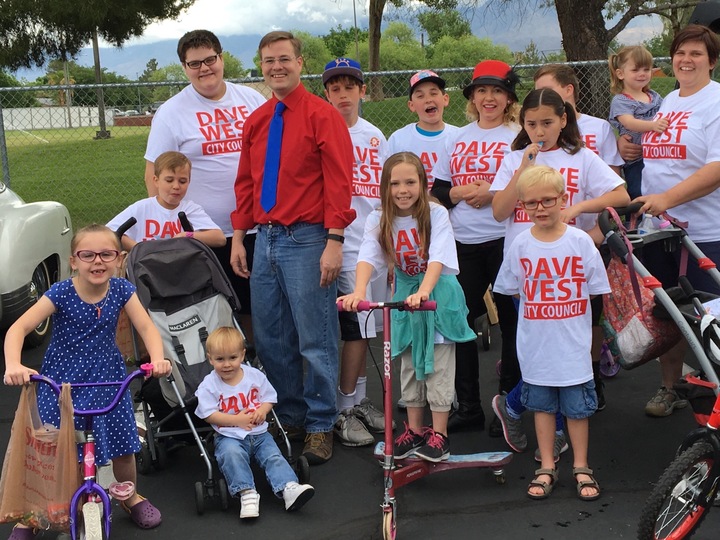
[
  {"left": 79, "top": 501, "right": 104, "bottom": 540},
  {"left": 637, "top": 440, "right": 716, "bottom": 540}
]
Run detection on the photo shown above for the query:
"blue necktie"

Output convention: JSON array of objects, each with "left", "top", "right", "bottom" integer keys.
[{"left": 260, "top": 101, "right": 286, "bottom": 213}]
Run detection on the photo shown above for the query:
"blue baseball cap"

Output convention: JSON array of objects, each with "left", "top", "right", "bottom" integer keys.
[{"left": 322, "top": 58, "right": 364, "bottom": 85}]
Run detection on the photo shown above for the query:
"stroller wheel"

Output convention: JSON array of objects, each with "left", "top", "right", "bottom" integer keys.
[
  {"left": 296, "top": 455, "right": 311, "bottom": 484},
  {"left": 195, "top": 481, "right": 205, "bottom": 515},
  {"left": 599, "top": 344, "right": 620, "bottom": 378},
  {"left": 155, "top": 441, "right": 168, "bottom": 470},
  {"left": 218, "top": 478, "right": 229, "bottom": 511},
  {"left": 136, "top": 443, "right": 153, "bottom": 475}
]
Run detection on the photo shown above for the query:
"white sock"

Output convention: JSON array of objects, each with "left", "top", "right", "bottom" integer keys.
[
  {"left": 338, "top": 388, "right": 356, "bottom": 411},
  {"left": 355, "top": 377, "right": 367, "bottom": 404}
]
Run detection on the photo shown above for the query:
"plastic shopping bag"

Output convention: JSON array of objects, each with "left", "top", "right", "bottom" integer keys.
[{"left": 0, "top": 383, "right": 81, "bottom": 531}]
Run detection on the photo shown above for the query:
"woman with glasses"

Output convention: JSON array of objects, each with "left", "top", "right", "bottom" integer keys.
[{"left": 144, "top": 30, "right": 266, "bottom": 341}]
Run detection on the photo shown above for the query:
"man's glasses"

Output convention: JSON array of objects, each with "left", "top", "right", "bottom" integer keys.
[
  {"left": 520, "top": 197, "right": 560, "bottom": 210},
  {"left": 74, "top": 250, "right": 120, "bottom": 263},
  {"left": 261, "top": 56, "right": 297, "bottom": 67},
  {"left": 184, "top": 54, "right": 220, "bottom": 69}
]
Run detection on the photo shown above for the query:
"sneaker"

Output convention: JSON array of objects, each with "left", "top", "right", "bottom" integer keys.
[
  {"left": 414, "top": 430, "right": 450, "bottom": 462},
  {"left": 334, "top": 409, "right": 374, "bottom": 447},
  {"left": 302, "top": 431, "right": 333, "bottom": 465},
  {"left": 491, "top": 394, "right": 528, "bottom": 452},
  {"left": 282, "top": 481, "right": 315, "bottom": 512},
  {"left": 240, "top": 490, "right": 260, "bottom": 519},
  {"left": 534, "top": 431, "right": 569, "bottom": 463},
  {"left": 645, "top": 387, "right": 688, "bottom": 417},
  {"left": 393, "top": 422, "right": 426, "bottom": 459},
  {"left": 354, "top": 398, "right": 395, "bottom": 432}
]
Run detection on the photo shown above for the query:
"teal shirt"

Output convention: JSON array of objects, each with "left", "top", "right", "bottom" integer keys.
[{"left": 391, "top": 270, "right": 476, "bottom": 380}]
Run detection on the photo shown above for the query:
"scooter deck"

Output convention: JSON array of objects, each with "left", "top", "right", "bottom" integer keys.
[{"left": 374, "top": 442, "right": 513, "bottom": 466}]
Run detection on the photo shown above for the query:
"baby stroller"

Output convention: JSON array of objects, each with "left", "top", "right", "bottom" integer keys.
[
  {"left": 598, "top": 204, "right": 720, "bottom": 539},
  {"left": 124, "top": 234, "right": 308, "bottom": 514}
]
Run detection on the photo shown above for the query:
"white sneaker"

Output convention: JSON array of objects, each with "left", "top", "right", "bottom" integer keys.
[
  {"left": 283, "top": 481, "right": 315, "bottom": 511},
  {"left": 240, "top": 489, "right": 260, "bottom": 519}
]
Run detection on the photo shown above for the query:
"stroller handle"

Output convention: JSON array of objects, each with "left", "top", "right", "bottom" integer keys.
[
  {"left": 114, "top": 217, "right": 137, "bottom": 239},
  {"left": 29, "top": 364, "right": 153, "bottom": 417},
  {"left": 336, "top": 300, "right": 437, "bottom": 312},
  {"left": 598, "top": 202, "right": 644, "bottom": 236}
]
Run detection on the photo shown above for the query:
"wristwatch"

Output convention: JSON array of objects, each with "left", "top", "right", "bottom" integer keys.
[{"left": 326, "top": 233, "right": 345, "bottom": 244}]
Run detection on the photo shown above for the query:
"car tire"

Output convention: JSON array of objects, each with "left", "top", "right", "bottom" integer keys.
[{"left": 23, "top": 261, "right": 52, "bottom": 348}]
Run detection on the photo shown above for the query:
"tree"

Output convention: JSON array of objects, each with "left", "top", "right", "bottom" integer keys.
[
  {"left": 222, "top": 52, "right": 247, "bottom": 79},
  {"left": 0, "top": 71, "right": 37, "bottom": 107},
  {"left": 0, "top": 0, "right": 195, "bottom": 70},
  {"left": 432, "top": 35, "right": 513, "bottom": 68},
  {"left": 484, "top": 0, "right": 702, "bottom": 61},
  {"left": 418, "top": 8, "right": 472, "bottom": 45},
  {"left": 139, "top": 59, "right": 160, "bottom": 82},
  {"left": 323, "top": 25, "right": 369, "bottom": 59}
]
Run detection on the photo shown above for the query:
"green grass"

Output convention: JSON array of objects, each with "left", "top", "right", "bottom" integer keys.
[{"left": 7, "top": 127, "right": 149, "bottom": 227}]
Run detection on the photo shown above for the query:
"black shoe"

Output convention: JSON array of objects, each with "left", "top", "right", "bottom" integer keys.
[
  {"left": 595, "top": 377, "right": 606, "bottom": 411},
  {"left": 488, "top": 415, "right": 503, "bottom": 438},
  {"left": 447, "top": 404, "right": 485, "bottom": 432}
]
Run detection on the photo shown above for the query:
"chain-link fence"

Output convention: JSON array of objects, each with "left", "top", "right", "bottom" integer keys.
[{"left": 0, "top": 58, "right": 676, "bottom": 227}]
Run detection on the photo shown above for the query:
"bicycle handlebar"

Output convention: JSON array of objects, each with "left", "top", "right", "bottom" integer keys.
[
  {"left": 29, "top": 364, "right": 153, "bottom": 417},
  {"left": 336, "top": 300, "right": 437, "bottom": 312}
]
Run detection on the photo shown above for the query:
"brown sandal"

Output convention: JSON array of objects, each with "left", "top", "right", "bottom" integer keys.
[
  {"left": 527, "top": 467, "right": 558, "bottom": 500},
  {"left": 573, "top": 466, "right": 601, "bottom": 501}
]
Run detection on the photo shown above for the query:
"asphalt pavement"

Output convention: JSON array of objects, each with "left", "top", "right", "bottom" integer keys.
[{"left": 2, "top": 327, "right": 720, "bottom": 540}]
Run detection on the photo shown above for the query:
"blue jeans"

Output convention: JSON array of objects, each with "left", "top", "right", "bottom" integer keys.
[
  {"left": 214, "top": 431, "right": 297, "bottom": 496},
  {"left": 251, "top": 223, "right": 339, "bottom": 432},
  {"left": 521, "top": 381, "right": 597, "bottom": 420}
]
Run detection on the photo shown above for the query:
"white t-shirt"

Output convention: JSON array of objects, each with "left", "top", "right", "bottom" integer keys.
[
  {"left": 491, "top": 147, "right": 624, "bottom": 255},
  {"left": 641, "top": 81, "right": 720, "bottom": 242},
  {"left": 195, "top": 366, "right": 277, "bottom": 440},
  {"left": 432, "top": 122, "right": 519, "bottom": 244},
  {"left": 494, "top": 226, "right": 611, "bottom": 386},
  {"left": 344, "top": 117, "right": 388, "bottom": 271},
  {"left": 577, "top": 114, "right": 624, "bottom": 167},
  {"left": 145, "top": 83, "right": 266, "bottom": 236},
  {"left": 358, "top": 202, "right": 458, "bottom": 278},
  {"left": 106, "top": 197, "right": 220, "bottom": 242},
  {"left": 387, "top": 123, "right": 460, "bottom": 189}
]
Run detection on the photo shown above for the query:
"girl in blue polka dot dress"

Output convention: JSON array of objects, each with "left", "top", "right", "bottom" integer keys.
[{"left": 3, "top": 224, "right": 172, "bottom": 539}]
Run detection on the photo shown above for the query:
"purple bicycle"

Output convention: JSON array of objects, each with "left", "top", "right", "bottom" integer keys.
[{"left": 30, "top": 364, "right": 152, "bottom": 540}]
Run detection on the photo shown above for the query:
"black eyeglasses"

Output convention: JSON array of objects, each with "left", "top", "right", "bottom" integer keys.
[
  {"left": 184, "top": 54, "right": 220, "bottom": 69},
  {"left": 520, "top": 197, "right": 560, "bottom": 211},
  {"left": 74, "top": 250, "right": 120, "bottom": 263}
]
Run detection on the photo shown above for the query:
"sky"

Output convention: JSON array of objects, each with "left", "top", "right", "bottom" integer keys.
[
  {"left": 11, "top": 0, "right": 666, "bottom": 80},
  {"left": 130, "top": 0, "right": 664, "bottom": 54}
]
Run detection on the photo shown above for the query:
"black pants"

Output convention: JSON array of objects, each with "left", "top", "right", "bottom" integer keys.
[{"left": 454, "top": 239, "right": 505, "bottom": 407}]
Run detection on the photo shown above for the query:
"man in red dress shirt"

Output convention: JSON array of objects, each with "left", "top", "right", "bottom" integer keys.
[{"left": 231, "top": 31, "right": 355, "bottom": 465}]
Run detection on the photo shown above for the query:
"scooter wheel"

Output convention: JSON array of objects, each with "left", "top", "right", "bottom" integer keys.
[
  {"left": 383, "top": 507, "right": 396, "bottom": 540},
  {"left": 599, "top": 345, "right": 620, "bottom": 378}
]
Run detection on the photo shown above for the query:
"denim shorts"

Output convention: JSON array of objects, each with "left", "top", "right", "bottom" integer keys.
[{"left": 521, "top": 380, "right": 597, "bottom": 419}]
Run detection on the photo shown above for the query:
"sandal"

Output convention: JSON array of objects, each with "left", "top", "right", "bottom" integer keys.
[
  {"left": 527, "top": 467, "right": 558, "bottom": 500},
  {"left": 573, "top": 466, "right": 601, "bottom": 501},
  {"left": 120, "top": 494, "right": 162, "bottom": 529}
]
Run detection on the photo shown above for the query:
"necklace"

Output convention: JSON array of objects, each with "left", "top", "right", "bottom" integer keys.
[{"left": 92, "top": 285, "right": 111, "bottom": 319}]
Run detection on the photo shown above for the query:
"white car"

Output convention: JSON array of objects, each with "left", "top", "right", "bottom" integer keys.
[{"left": 0, "top": 180, "right": 72, "bottom": 347}]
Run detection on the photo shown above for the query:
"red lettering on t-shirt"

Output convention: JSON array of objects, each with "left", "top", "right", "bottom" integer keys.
[
  {"left": 520, "top": 256, "right": 587, "bottom": 319},
  {"left": 642, "top": 110, "right": 690, "bottom": 159},
  {"left": 195, "top": 106, "right": 251, "bottom": 155}
]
